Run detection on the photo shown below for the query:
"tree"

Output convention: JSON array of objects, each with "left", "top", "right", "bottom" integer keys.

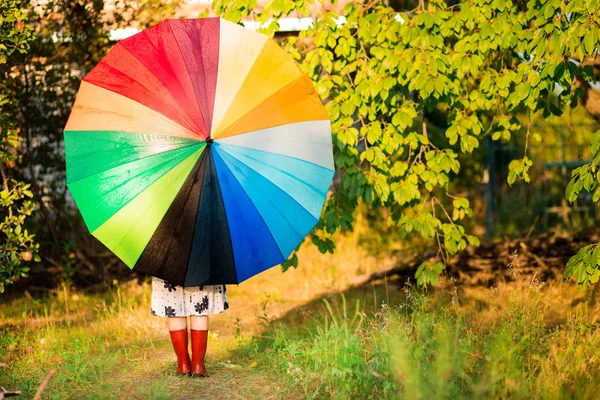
[
  {"left": 212, "top": 0, "right": 600, "bottom": 286},
  {"left": 0, "top": 0, "right": 38, "bottom": 293},
  {"left": 1, "top": 0, "right": 184, "bottom": 292}
]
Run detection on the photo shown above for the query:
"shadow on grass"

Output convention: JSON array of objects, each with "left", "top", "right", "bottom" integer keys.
[
  {"left": 199, "top": 280, "right": 406, "bottom": 399},
  {"left": 220, "top": 274, "right": 600, "bottom": 399}
]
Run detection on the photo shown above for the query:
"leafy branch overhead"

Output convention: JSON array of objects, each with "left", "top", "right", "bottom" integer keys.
[{"left": 213, "top": 0, "right": 600, "bottom": 286}]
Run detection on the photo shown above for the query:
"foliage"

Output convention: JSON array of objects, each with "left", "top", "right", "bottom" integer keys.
[
  {"left": 2, "top": 0, "right": 599, "bottom": 290},
  {"left": 124, "top": 0, "right": 185, "bottom": 28},
  {"left": 415, "top": 260, "right": 446, "bottom": 286},
  {"left": 0, "top": 0, "right": 38, "bottom": 293},
  {"left": 212, "top": 0, "right": 600, "bottom": 285},
  {"left": 0, "top": 0, "right": 117, "bottom": 293},
  {"left": 0, "top": 0, "right": 31, "bottom": 63},
  {"left": 565, "top": 129, "right": 600, "bottom": 287}
]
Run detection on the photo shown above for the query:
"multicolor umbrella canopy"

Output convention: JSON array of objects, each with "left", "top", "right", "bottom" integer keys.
[{"left": 64, "top": 18, "right": 334, "bottom": 286}]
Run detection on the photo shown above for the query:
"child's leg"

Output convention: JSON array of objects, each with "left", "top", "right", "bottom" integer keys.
[
  {"left": 168, "top": 317, "right": 191, "bottom": 375},
  {"left": 190, "top": 316, "right": 208, "bottom": 376},
  {"left": 168, "top": 316, "right": 187, "bottom": 331},
  {"left": 190, "top": 315, "right": 208, "bottom": 330}
]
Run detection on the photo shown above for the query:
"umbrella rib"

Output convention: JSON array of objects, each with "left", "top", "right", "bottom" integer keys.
[
  {"left": 214, "top": 147, "right": 312, "bottom": 257},
  {"left": 215, "top": 145, "right": 326, "bottom": 222},
  {"left": 167, "top": 20, "right": 210, "bottom": 138},
  {"left": 209, "top": 150, "right": 238, "bottom": 284},
  {"left": 102, "top": 146, "right": 204, "bottom": 264},
  {"left": 72, "top": 144, "right": 203, "bottom": 235},
  {"left": 216, "top": 137, "right": 334, "bottom": 172},
  {"left": 210, "top": 20, "right": 269, "bottom": 134},
  {"left": 212, "top": 148, "right": 286, "bottom": 264},
  {"left": 185, "top": 150, "right": 238, "bottom": 285},
  {"left": 65, "top": 132, "right": 200, "bottom": 184},
  {"left": 71, "top": 82, "right": 201, "bottom": 140},
  {"left": 136, "top": 150, "right": 209, "bottom": 284},
  {"left": 216, "top": 142, "right": 331, "bottom": 198},
  {"left": 84, "top": 60, "right": 202, "bottom": 138},
  {"left": 216, "top": 120, "right": 334, "bottom": 170},
  {"left": 184, "top": 151, "right": 213, "bottom": 285},
  {"left": 137, "top": 25, "right": 208, "bottom": 135},
  {"left": 157, "top": 155, "right": 205, "bottom": 275},
  {"left": 65, "top": 141, "right": 202, "bottom": 186},
  {"left": 214, "top": 73, "right": 310, "bottom": 139},
  {"left": 115, "top": 42, "right": 207, "bottom": 138}
]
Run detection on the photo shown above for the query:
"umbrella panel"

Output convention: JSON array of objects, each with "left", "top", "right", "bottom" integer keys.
[
  {"left": 135, "top": 145, "right": 237, "bottom": 286},
  {"left": 186, "top": 149, "right": 237, "bottom": 285},
  {"left": 212, "top": 147, "right": 285, "bottom": 283}
]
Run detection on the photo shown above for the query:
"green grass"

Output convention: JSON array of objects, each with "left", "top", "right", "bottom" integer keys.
[
  {"left": 2, "top": 232, "right": 600, "bottom": 399},
  {"left": 2, "top": 279, "right": 600, "bottom": 399},
  {"left": 0, "top": 281, "right": 283, "bottom": 399},
  {"left": 233, "top": 283, "right": 600, "bottom": 399}
]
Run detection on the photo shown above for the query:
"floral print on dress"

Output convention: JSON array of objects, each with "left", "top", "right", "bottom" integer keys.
[
  {"left": 164, "top": 282, "right": 177, "bottom": 292},
  {"left": 194, "top": 296, "right": 209, "bottom": 314},
  {"left": 164, "top": 306, "right": 177, "bottom": 317},
  {"left": 150, "top": 276, "right": 228, "bottom": 317}
]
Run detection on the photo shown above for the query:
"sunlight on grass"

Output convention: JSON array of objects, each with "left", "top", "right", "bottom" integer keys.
[
  {"left": 0, "top": 230, "right": 391, "bottom": 398},
  {"left": 238, "top": 281, "right": 600, "bottom": 399},
  {"left": 2, "top": 229, "right": 600, "bottom": 399}
]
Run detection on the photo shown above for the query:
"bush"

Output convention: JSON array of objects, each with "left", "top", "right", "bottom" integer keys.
[{"left": 0, "top": 0, "right": 38, "bottom": 293}]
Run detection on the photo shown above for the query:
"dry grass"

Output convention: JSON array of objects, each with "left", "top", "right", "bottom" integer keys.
[
  {"left": 0, "top": 231, "right": 395, "bottom": 399},
  {"left": 2, "top": 229, "right": 599, "bottom": 399}
]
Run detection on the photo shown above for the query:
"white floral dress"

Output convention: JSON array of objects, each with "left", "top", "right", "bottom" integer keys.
[{"left": 151, "top": 276, "right": 229, "bottom": 317}]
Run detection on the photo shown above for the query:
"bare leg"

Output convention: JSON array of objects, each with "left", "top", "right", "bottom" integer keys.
[
  {"left": 190, "top": 315, "right": 208, "bottom": 330},
  {"left": 167, "top": 316, "right": 187, "bottom": 331}
]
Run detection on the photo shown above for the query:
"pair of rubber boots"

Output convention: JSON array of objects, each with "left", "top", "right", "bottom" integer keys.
[{"left": 169, "top": 329, "right": 208, "bottom": 376}]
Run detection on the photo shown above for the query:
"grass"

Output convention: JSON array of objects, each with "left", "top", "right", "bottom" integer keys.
[
  {"left": 2, "top": 232, "right": 600, "bottom": 399},
  {"left": 0, "top": 233, "right": 390, "bottom": 399},
  {"left": 240, "top": 281, "right": 600, "bottom": 399}
]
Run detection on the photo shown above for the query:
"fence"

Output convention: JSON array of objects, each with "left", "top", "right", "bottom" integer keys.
[{"left": 483, "top": 121, "right": 599, "bottom": 238}]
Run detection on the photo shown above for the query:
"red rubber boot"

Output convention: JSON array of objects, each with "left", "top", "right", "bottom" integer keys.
[
  {"left": 190, "top": 329, "right": 208, "bottom": 377},
  {"left": 169, "top": 329, "right": 191, "bottom": 375}
]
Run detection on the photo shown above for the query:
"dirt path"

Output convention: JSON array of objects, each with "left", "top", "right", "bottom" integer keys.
[
  {"left": 114, "top": 345, "right": 283, "bottom": 399},
  {"left": 121, "top": 237, "right": 392, "bottom": 399}
]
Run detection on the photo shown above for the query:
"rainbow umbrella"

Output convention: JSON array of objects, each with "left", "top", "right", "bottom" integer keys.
[{"left": 63, "top": 18, "right": 334, "bottom": 286}]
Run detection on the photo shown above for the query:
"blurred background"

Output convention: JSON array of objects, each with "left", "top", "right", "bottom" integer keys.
[{"left": 1, "top": 0, "right": 599, "bottom": 295}]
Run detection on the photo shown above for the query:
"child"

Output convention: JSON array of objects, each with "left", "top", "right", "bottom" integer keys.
[{"left": 151, "top": 277, "right": 229, "bottom": 376}]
